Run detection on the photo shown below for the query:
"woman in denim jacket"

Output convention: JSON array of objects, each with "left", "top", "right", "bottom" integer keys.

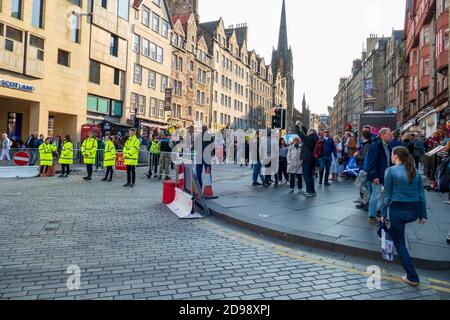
[{"left": 381, "top": 146, "right": 428, "bottom": 287}]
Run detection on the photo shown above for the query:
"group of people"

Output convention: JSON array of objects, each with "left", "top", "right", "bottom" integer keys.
[{"left": 249, "top": 121, "right": 450, "bottom": 287}]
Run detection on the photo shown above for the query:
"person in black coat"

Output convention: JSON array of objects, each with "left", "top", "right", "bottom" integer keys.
[{"left": 295, "top": 121, "right": 319, "bottom": 196}]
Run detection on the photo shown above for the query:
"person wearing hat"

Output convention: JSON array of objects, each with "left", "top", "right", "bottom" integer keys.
[
  {"left": 81, "top": 131, "right": 98, "bottom": 181},
  {"left": 58, "top": 135, "right": 73, "bottom": 177},
  {"left": 102, "top": 135, "right": 116, "bottom": 182},
  {"left": 123, "top": 128, "right": 141, "bottom": 187},
  {"left": 39, "top": 137, "right": 57, "bottom": 177}
]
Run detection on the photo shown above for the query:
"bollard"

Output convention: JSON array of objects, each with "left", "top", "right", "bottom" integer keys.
[{"left": 162, "top": 180, "right": 177, "bottom": 204}]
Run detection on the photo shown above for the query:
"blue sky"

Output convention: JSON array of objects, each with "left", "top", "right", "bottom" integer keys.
[{"left": 200, "top": 0, "right": 406, "bottom": 114}]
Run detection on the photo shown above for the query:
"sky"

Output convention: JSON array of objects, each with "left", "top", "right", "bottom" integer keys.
[{"left": 199, "top": 0, "right": 406, "bottom": 115}]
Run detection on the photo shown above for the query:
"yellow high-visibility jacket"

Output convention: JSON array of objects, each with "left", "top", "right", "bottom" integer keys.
[
  {"left": 58, "top": 141, "right": 73, "bottom": 165},
  {"left": 81, "top": 137, "right": 98, "bottom": 165},
  {"left": 103, "top": 140, "right": 116, "bottom": 167},
  {"left": 123, "top": 136, "right": 141, "bottom": 166},
  {"left": 39, "top": 143, "right": 56, "bottom": 166}
]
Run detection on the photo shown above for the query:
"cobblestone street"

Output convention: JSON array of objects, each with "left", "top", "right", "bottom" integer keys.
[{"left": 1, "top": 168, "right": 449, "bottom": 300}]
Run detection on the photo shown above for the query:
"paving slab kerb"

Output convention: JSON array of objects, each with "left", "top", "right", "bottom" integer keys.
[{"left": 207, "top": 166, "right": 450, "bottom": 270}]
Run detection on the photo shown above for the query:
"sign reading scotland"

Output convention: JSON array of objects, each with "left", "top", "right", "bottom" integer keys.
[{"left": 0, "top": 80, "right": 35, "bottom": 92}]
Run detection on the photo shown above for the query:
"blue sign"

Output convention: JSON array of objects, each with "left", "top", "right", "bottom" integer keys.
[{"left": 0, "top": 80, "right": 35, "bottom": 92}]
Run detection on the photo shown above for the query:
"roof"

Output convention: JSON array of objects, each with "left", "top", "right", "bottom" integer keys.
[{"left": 199, "top": 20, "right": 220, "bottom": 35}]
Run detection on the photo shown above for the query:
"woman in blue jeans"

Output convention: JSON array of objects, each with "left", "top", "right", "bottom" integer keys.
[{"left": 381, "top": 146, "right": 428, "bottom": 287}]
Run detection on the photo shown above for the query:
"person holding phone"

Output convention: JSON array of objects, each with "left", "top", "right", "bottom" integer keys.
[{"left": 380, "top": 146, "right": 428, "bottom": 287}]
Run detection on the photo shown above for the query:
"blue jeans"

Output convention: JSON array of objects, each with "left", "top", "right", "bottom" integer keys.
[
  {"left": 369, "top": 182, "right": 383, "bottom": 218},
  {"left": 318, "top": 156, "right": 332, "bottom": 184},
  {"left": 389, "top": 202, "right": 421, "bottom": 283},
  {"left": 302, "top": 161, "right": 315, "bottom": 194},
  {"left": 252, "top": 162, "right": 264, "bottom": 184},
  {"left": 196, "top": 162, "right": 211, "bottom": 190}
]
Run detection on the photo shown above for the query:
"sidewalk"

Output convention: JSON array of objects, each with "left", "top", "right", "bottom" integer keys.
[{"left": 207, "top": 165, "right": 450, "bottom": 270}]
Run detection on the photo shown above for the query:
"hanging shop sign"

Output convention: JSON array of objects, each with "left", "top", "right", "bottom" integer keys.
[{"left": 0, "top": 80, "right": 35, "bottom": 92}]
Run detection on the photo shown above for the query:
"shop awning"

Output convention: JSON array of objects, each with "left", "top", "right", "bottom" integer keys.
[{"left": 416, "top": 102, "right": 448, "bottom": 123}]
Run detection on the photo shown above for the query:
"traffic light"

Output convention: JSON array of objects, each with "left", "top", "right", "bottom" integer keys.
[{"left": 272, "top": 107, "right": 286, "bottom": 130}]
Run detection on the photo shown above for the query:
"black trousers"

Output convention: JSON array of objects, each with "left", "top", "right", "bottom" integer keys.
[
  {"left": 86, "top": 164, "right": 93, "bottom": 178},
  {"left": 127, "top": 165, "right": 136, "bottom": 184},
  {"left": 148, "top": 154, "right": 159, "bottom": 175},
  {"left": 105, "top": 166, "right": 114, "bottom": 180},
  {"left": 290, "top": 173, "right": 303, "bottom": 190},
  {"left": 40, "top": 165, "right": 49, "bottom": 175},
  {"left": 278, "top": 158, "right": 288, "bottom": 181},
  {"left": 61, "top": 164, "right": 71, "bottom": 175}
]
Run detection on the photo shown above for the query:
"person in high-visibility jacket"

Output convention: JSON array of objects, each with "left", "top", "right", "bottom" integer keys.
[
  {"left": 123, "top": 128, "right": 141, "bottom": 187},
  {"left": 102, "top": 135, "right": 116, "bottom": 182},
  {"left": 81, "top": 131, "right": 98, "bottom": 181},
  {"left": 146, "top": 135, "right": 160, "bottom": 179},
  {"left": 39, "top": 137, "right": 57, "bottom": 177},
  {"left": 58, "top": 135, "right": 73, "bottom": 178}
]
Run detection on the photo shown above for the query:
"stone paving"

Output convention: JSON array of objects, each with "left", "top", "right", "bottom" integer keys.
[
  {"left": 0, "top": 168, "right": 449, "bottom": 300},
  {"left": 208, "top": 165, "right": 450, "bottom": 269}
]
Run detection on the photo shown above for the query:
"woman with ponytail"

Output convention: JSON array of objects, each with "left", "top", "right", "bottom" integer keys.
[{"left": 381, "top": 146, "right": 428, "bottom": 287}]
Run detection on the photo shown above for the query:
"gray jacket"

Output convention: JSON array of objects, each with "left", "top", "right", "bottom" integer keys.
[{"left": 287, "top": 144, "right": 303, "bottom": 174}]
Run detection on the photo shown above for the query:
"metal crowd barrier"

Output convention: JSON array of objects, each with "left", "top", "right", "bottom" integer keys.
[{"left": 0, "top": 148, "right": 194, "bottom": 178}]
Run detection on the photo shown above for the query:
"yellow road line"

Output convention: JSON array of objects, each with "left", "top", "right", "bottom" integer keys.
[{"left": 193, "top": 219, "right": 450, "bottom": 294}]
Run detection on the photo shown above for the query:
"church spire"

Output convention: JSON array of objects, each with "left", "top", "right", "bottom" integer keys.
[{"left": 277, "top": 0, "right": 288, "bottom": 53}]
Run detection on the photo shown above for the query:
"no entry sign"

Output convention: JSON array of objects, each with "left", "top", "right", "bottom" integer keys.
[
  {"left": 115, "top": 153, "right": 126, "bottom": 172},
  {"left": 13, "top": 151, "right": 30, "bottom": 166}
]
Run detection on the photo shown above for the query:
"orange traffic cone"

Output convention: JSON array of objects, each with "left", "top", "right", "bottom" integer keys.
[{"left": 203, "top": 167, "right": 215, "bottom": 199}]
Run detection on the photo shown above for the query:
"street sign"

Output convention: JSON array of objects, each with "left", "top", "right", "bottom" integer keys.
[
  {"left": 13, "top": 151, "right": 30, "bottom": 166},
  {"left": 115, "top": 153, "right": 126, "bottom": 172}
]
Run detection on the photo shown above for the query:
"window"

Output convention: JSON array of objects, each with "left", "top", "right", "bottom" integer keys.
[
  {"left": 138, "top": 95, "right": 146, "bottom": 115},
  {"left": 11, "top": 0, "right": 22, "bottom": 19},
  {"left": 70, "top": 14, "right": 80, "bottom": 43},
  {"left": 151, "top": 98, "right": 157, "bottom": 116},
  {"left": 153, "top": 0, "right": 161, "bottom": 6},
  {"left": 37, "top": 50, "right": 44, "bottom": 61},
  {"left": 6, "top": 25, "right": 22, "bottom": 42},
  {"left": 110, "top": 34, "right": 118, "bottom": 57},
  {"left": 159, "top": 101, "right": 165, "bottom": 118},
  {"left": 32, "top": 0, "right": 44, "bottom": 28},
  {"left": 143, "top": 38, "right": 150, "bottom": 56},
  {"left": 189, "top": 78, "right": 193, "bottom": 89},
  {"left": 57, "top": 49, "right": 70, "bottom": 67},
  {"left": 142, "top": 6, "right": 150, "bottom": 27},
  {"left": 423, "top": 58, "right": 430, "bottom": 76},
  {"left": 117, "top": 0, "right": 129, "bottom": 21},
  {"left": 114, "top": 68, "right": 120, "bottom": 85},
  {"left": 132, "top": 33, "right": 140, "bottom": 53},
  {"left": 444, "top": 27, "right": 449, "bottom": 50},
  {"left": 101, "top": 0, "right": 108, "bottom": 9},
  {"left": 30, "top": 34, "right": 44, "bottom": 50},
  {"left": 87, "top": 95, "right": 110, "bottom": 114},
  {"left": 131, "top": 93, "right": 146, "bottom": 115},
  {"left": 161, "top": 21, "right": 169, "bottom": 38},
  {"left": 189, "top": 61, "right": 194, "bottom": 72},
  {"left": 156, "top": 46, "right": 163, "bottom": 63},
  {"left": 89, "top": 60, "right": 100, "bottom": 84},
  {"left": 148, "top": 70, "right": 156, "bottom": 89},
  {"left": 5, "top": 39, "right": 13, "bottom": 51},
  {"left": 134, "top": 64, "right": 142, "bottom": 84},
  {"left": 422, "top": 25, "right": 431, "bottom": 46},
  {"left": 161, "top": 75, "right": 168, "bottom": 92},
  {"left": 150, "top": 42, "right": 157, "bottom": 60},
  {"left": 0, "top": 24, "right": 3, "bottom": 36},
  {"left": 111, "top": 101, "right": 123, "bottom": 117},
  {"left": 152, "top": 14, "right": 160, "bottom": 33}
]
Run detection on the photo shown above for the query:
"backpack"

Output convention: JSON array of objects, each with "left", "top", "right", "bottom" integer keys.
[{"left": 313, "top": 140, "right": 324, "bottom": 159}]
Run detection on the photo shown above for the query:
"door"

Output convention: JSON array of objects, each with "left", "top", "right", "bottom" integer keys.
[{"left": 7, "top": 112, "right": 23, "bottom": 142}]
